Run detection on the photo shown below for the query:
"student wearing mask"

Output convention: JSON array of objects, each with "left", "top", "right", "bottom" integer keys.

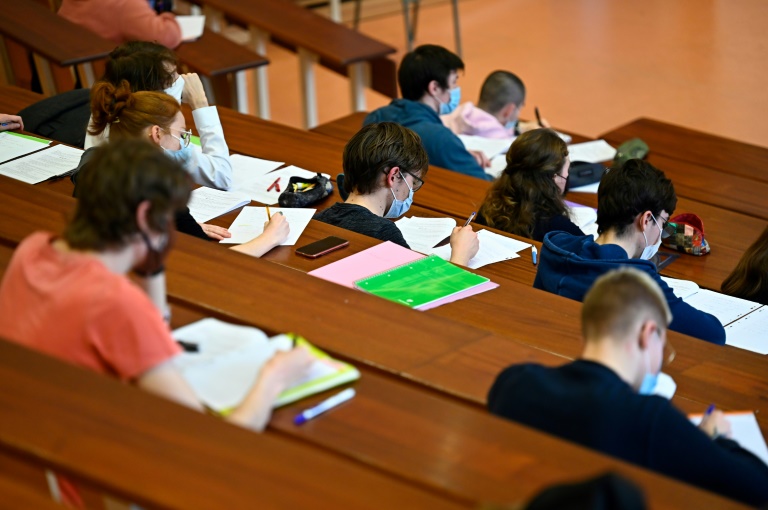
[
  {"left": 76, "top": 81, "right": 288, "bottom": 256},
  {"left": 85, "top": 41, "right": 232, "bottom": 192},
  {"left": 489, "top": 267, "right": 768, "bottom": 507},
  {"left": 363, "top": 45, "right": 492, "bottom": 181},
  {"left": 533, "top": 159, "right": 725, "bottom": 344},
  {"left": 722, "top": 225, "right": 768, "bottom": 305},
  {"left": 315, "top": 122, "right": 479, "bottom": 266},
  {"left": 477, "top": 128, "right": 582, "bottom": 241},
  {"left": 441, "top": 70, "right": 548, "bottom": 139}
]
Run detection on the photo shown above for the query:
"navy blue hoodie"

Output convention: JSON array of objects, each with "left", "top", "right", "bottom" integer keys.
[
  {"left": 364, "top": 99, "right": 492, "bottom": 181},
  {"left": 533, "top": 231, "right": 726, "bottom": 344}
]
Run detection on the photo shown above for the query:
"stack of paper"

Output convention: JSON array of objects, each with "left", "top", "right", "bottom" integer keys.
[
  {"left": 219, "top": 206, "right": 316, "bottom": 246},
  {"left": 458, "top": 135, "right": 513, "bottom": 161},
  {"left": 431, "top": 229, "right": 531, "bottom": 269},
  {"left": 172, "top": 318, "right": 359, "bottom": 412},
  {"left": 0, "top": 132, "right": 51, "bottom": 164},
  {"left": 690, "top": 411, "right": 768, "bottom": 466},
  {"left": 0, "top": 144, "right": 83, "bottom": 184},
  {"left": 188, "top": 186, "right": 250, "bottom": 223},
  {"left": 395, "top": 216, "right": 456, "bottom": 254},
  {"left": 567, "top": 140, "right": 616, "bottom": 163}
]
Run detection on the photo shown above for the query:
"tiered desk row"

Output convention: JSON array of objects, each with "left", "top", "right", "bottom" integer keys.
[{"left": 0, "top": 85, "right": 764, "bottom": 509}]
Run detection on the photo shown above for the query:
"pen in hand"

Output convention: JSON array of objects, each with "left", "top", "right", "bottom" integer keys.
[
  {"left": 463, "top": 211, "right": 476, "bottom": 227},
  {"left": 266, "top": 205, "right": 272, "bottom": 220}
]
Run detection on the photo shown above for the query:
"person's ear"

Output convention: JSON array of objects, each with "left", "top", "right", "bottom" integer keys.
[
  {"left": 636, "top": 211, "right": 653, "bottom": 233},
  {"left": 637, "top": 320, "right": 656, "bottom": 352},
  {"left": 148, "top": 125, "right": 164, "bottom": 145},
  {"left": 501, "top": 103, "right": 518, "bottom": 121},
  {"left": 385, "top": 166, "right": 401, "bottom": 188},
  {"left": 427, "top": 79, "right": 442, "bottom": 97},
  {"left": 135, "top": 200, "right": 152, "bottom": 233}
]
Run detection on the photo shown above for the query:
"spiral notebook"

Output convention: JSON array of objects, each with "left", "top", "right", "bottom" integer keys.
[{"left": 354, "top": 254, "right": 491, "bottom": 309}]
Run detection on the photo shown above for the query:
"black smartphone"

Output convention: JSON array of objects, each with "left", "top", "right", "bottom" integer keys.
[{"left": 296, "top": 236, "right": 349, "bottom": 258}]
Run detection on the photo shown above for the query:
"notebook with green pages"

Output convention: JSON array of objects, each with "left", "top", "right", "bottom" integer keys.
[
  {"left": 354, "top": 254, "right": 490, "bottom": 309},
  {"left": 172, "top": 318, "right": 359, "bottom": 414}
]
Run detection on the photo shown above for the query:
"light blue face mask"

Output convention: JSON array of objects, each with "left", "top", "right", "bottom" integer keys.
[
  {"left": 162, "top": 143, "right": 193, "bottom": 164},
  {"left": 384, "top": 171, "right": 414, "bottom": 218},
  {"left": 439, "top": 86, "right": 461, "bottom": 115},
  {"left": 504, "top": 120, "right": 518, "bottom": 131},
  {"left": 637, "top": 372, "right": 659, "bottom": 395}
]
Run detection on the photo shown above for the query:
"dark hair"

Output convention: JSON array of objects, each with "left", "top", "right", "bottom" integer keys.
[
  {"left": 342, "top": 122, "right": 428, "bottom": 195},
  {"left": 478, "top": 71, "right": 526, "bottom": 114},
  {"left": 478, "top": 129, "right": 569, "bottom": 238},
  {"left": 722, "top": 226, "right": 768, "bottom": 305},
  {"left": 101, "top": 41, "right": 179, "bottom": 92},
  {"left": 596, "top": 159, "right": 677, "bottom": 236},
  {"left": 398, "top": 44, "right": 464, "bottom": 101},
  {"left": 89, "top": 80, "right": 180, "bottom": 137},
  {"left": 64, "top": 139, "right": 191, "bottom": 251}
]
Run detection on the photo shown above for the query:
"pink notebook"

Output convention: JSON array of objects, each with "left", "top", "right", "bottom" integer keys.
[{"left": 308, "top": 241, "right": 498, "bottom": 309}]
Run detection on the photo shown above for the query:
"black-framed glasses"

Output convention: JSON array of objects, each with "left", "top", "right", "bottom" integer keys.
[
  {"left": 401, "top": 169, "right": 424, "bottom": 191},
  {"left": 652, "top": 213, "right": 671, "bottom": 239}
]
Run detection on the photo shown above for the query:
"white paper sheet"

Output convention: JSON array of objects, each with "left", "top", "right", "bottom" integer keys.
[
  {"left": 486, "top": 154, "right": 507, "bottom": 179},
  {"left": 458, "top": 134, "right": 513, "bottom": 159},
  {"left": 187, "top": 186, "right": 250, "bottom": 223},
  {"left": 0, "top": 144, "right": 82, "bottom": 184},
  {"left": 725, "top": 306, "right": 768, "bottom": 354},
  {"left": 233, "top": 164, "right": 329, "bottom": 205},
  {"left": 690, "top": 411, "right": 768, "bottom": 467},
  {"left": 568, "top": 205, "right": 597, "bottom": 229},
  {"left": 569, "top": 181, "right": 601, "bottom": 193},
  {"left": 0, "top": 132, "right": 51, "bottom": 164},
  {"left": 567, "top": 140, "right": 617, "bottom": 163},
  {"left": 660, "top": 276, "right": 701, "bottom": 300},
  {"left": 431, "top": 229, "right": 530, "bottom": 269},
  {"left": 176, "top": 15, "right": 206, "bottom": 42},
  {"left": 684, "top": 289, "right": 761, "bottom": 327},
  {"left": 395, "top": 216, "right": 457, "bottom": 254},
  {"left": 219, "top": 206, "right": 316, "bottom": 245}
]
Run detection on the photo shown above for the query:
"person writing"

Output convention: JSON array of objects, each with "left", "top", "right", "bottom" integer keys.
[
  {"left": 315, "top": 122, "right": 479, "bottom": 266},
  {"left": 477, "top": 128, "right": 581, "bottom": 241},
  {"left": 0, "top": 114, "right": 23, "bottom": 131},
  {"left": 489, "top": 267, "right": 768, "bottom": 507}
]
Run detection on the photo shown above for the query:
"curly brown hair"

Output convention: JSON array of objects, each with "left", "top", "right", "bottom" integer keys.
[
  {"left": 478, "top": 129, "right": 568, "bottom": 238},
  {"left": 722, "top": 225, "right": 768, "bottom": 304}
]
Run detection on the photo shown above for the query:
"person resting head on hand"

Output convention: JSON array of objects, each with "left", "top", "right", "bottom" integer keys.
[{"left": 314, "top": 122, "right": 479, "bottom": 266}]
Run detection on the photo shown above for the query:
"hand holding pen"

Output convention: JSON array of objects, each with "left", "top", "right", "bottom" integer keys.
[
  {"left": 0, "top": 114, "right": 23, "bottom": 132},
  {"left": 699, "top": 404, "right": 732, "bottom": 439}
]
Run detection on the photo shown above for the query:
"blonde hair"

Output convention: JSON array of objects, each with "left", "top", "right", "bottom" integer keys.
[
  {"left": 89, "top": 80, "right": 180, "bottom": 139},
  {"left": 582, "top": 267, "right": 672, "bottom": 342}
]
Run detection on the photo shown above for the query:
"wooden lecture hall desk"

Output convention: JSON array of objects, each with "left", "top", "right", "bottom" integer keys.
[{"left": 0, "top": 178, "right": 754, "bottom": 510}]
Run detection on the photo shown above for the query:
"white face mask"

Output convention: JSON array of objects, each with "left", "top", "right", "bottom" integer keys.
[
  {"left": 164, "top": 75, "right": 185, "bottom": 103},
  {"left": 640, "top": 213, "right": 663, "bottom": 260},
  {"left": 384, "top": 171, "right": 415, "bottom": 218}
]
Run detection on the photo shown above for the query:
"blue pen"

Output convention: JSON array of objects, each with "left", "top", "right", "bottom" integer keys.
[
  {"left": 294, "top": 388, "right": 355, "bottom": 425},
  {"left": 531, "top": 246, "right": 538, "bottom": 266},
  {"left": 0, "top": 123, "right": 8, "bottom": 127},
  {"left": 463, "top": 211, "right": 476, "bottom": 227},
  {"left": 704, "top": 403, "right": 715, "bottom": 416}
]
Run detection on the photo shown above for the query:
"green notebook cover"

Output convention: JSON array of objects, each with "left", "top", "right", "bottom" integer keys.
[{"left": 354, "top": 254, "right": 489, "bottom": 308}]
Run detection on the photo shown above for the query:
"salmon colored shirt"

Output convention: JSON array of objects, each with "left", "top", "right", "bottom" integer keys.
[
  {"left": 58, "top": 0, "right": 182, "bottom": 49},
  {"left": 0, "top": 232, "right": 180, "bottom": 381}
]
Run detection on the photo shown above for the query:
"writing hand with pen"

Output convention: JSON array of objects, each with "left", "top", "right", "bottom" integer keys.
[
  {"left": 0, "top": 114, "right": 23, "bottom": 132},
  {"left": 449, "top": 211, "right": 480, "bottom": 266},
  {"left": 699, "top": 404, "right": 733, "bottom": 440}
]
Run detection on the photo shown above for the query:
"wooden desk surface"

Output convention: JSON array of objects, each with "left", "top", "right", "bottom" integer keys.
[
  {"left": 175, "top": 29, "right": 269, "bottom": 76},
  {"left": 191, "top": 0, "right": 394, "bottom": 66},
  {"left": 0, "top": 86, "right": 43, "bottom": 115},
  {"left": 600, "top": 118, "right": 768, "bottom": 184},
  {"left": 0, "top": 1, "right": 113, "bottom": 66}
]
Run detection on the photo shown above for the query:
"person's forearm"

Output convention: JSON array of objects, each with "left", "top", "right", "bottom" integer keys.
[
  {"left": 230, "top": 236, "right": 278, "bottom": 258},
  {"left": 136, "top": 272, "right": 170, "bottom": 320},
  {"left": 227, "top": 370, "right": 286, "bottom": 431}
]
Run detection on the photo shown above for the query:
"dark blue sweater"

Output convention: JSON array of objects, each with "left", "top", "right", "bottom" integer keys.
[
  {"left": 364, "top": 99, "right": 492, "bottom": 181},
  {"left": 533, "top": 231, "right": 726, "bottom": 344},
  {"left": 488, "top": 360, "right": 768, "bottom": 506}
]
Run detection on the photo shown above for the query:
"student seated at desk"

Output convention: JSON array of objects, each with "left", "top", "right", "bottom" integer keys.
[
  {"left": 441, "top": 70, "right": 547, "bottom": 139},
  {"left": 315, "top": 122, "right": 479, "bottom": 266},
  {"left": 533, "top": 159, "right": 725, "bottom": 344},
  {"left": 59, "top": 0, "right": 183, "bottom": 49},
  {"left": 722, "top": 225, "right": 768, "bottom": 305},
  {"left": 0, "top": 113, "right": 23, "bottom": 131},
  {"left": 85, "top": 41, "right": 233, "bottom": 192},
  {"left": 0, "top": 139, "right": 313, "bottom": 432},
  {"left": 476, "top": 129, "right": 582, "bottom": 241},
  {"left": 76, "top": 81, "right": 288, "bottom": 256},
  {"left": 489, "top": 267, "right": 768, "bottom": 507},
  {"left": 363, "top": 45, "right": 492, "bottom": 181}
]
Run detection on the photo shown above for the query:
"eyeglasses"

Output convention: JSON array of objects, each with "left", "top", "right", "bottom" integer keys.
[
  {"left": 401, "top": 169, "right": 424, "bottom": 191},
  {"left": 663, "top": 340, "right": 676, "bottom": 367},
  {"left": 652, "top": 213, "right": 671, "bottom": 239},
  {"left": 167, "top": 127, "right": 192, "bottom": 148}
]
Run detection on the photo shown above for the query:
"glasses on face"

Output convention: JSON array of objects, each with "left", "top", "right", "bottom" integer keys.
[
  {"left": 167, "top": 127, "right": 192, "bottom": 148},
  {"left": 662, "top": 340, "right": 676, "bottom": 367},
  {"left": 395, "top": 169, "right": 423, "bottom": 192},
  {"left": 651, "top": 213, "right": 671, "bottom": 239}
]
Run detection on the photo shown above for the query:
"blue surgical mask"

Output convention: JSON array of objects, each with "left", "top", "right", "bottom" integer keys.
[
  {"left": 164, "top": 75, "right": 185, "bottom": 104},
  {"left": 384, "top": 172, "right": 414, "bottom": 218},
  {"left": 162, "top": 143, "right": 193, "bottom": 164},
  {"left": 439, "top": 86, "right": 461, "bottom": 115},
  {"left": 504, "top": 120, "right": 518, "bottom": 131},
  {"left": 638, "top": 372, "right": 659, "bottom": 395}
]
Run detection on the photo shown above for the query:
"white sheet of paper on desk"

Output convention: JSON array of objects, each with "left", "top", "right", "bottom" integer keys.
[
  {"left": 0, "top": 144, "right": 82, "bottom": 184},
  {"left": 0, "top": 132, "right": 51, "bottom": 164},
  {"left": 690, "top": 411, "right": 768, "bottom": 467},
  {"left": 486, "top": 154, "right": 507, "bottom": 179},
  {"left": 568, "top": 205, "right": 597, "bottom": 229},
  {"left": 684, "top": 289, "right": 761, "bottom": 326},
  {"left": 725, "top": 306, "right": 768, "bottom": 354},
  {"left": 567, "top": 140, "right": 616, "bottom": 163},
  {"left": 219, "top": 206, "right": 315, "bottom": 245},
  {"left": 233, "top": 164, "right": 329, "bottom": 205},
  {"left": 187, "top": 186, "right": 250, "bottom": 223},
  {"left": 430, "top": 229, "right": 529, "bottom": 269},
  {"left": 176, "top": 15, "right": 206, "bottom": 42},
  {"left": 230, "top": 154, "right": 284, "bottom": 201},
  {"left": 458, "top": 134, "right": 513, "bottom": 159},
  {"left": 569, "top": 181, "right": 601, "bottom": 193},
  {"left": 395, "top": 216, "right": 456, "bottom": 254},
  {"left": 660, "top": 276, "right": 700, "bottom": 300}
]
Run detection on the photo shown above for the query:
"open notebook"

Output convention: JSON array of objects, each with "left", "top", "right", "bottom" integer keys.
[{"left": 172, "top": 318, "right": 359, "bottom": 413}]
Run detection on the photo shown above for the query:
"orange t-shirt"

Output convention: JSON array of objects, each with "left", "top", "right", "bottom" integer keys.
[{"left": 0, "top": 232, "right": 180, "bottom": 381}]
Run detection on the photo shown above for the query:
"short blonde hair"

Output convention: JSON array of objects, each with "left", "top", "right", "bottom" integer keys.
[{"left": 582, "top": 267, "right": 672, "bottom": 342}]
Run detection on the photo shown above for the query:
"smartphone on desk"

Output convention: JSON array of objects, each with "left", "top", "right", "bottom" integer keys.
[{"left": 296, "top": 236, "right": 349, "bottom": 258}]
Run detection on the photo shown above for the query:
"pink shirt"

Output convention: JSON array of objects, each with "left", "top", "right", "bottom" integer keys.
[
  {"left": 0, "top": 232, "right": 180, "bottom": 381},
  {"left": 441, "top": 102, "right": 515, "bottom": 139},
  {"left": 58, "top": 0, "right": 182, "bottom": 49}
]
